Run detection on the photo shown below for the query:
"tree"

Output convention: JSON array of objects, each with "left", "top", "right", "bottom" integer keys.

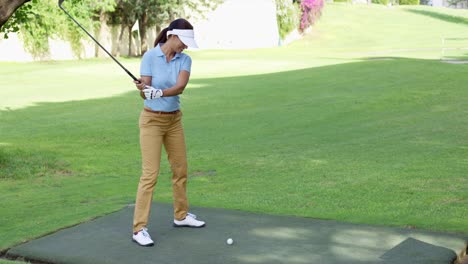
[
  {"left": 447, "top": 0, "right": 468, "bottom": 7},
  {"left": 1, "top": 0, "right": 116, "bottom": 58},
  {"left": 110, "top": 0, "right": 138, "bottom": 56},
  {"left": 84, "top": 0, "right": 117, "bottom": 57},
  {"left": 2, "top": 0, "right": 65, "bottom": 58},
  {"left": 2, "top": 0, "right": 220, "bottom": 58},
  {"left": 0, "top": 0, "right": 31, "bottom": 29},
  {"left": 0, "top": 0, "right": 34, "bottom": 37},
  {"left": 133, "top": 0, "right": 222, "bottom": 54},
  {"left": 108, "top": 0, "right": 221, "bottom": 56}
]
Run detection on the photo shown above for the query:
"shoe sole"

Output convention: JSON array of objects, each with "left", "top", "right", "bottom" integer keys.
[
  {"left": 173, "top": 223, "right": 206, "bottom": 228},
  {"left": 132, "top": 238, "right": 154, "bottom": 247}
]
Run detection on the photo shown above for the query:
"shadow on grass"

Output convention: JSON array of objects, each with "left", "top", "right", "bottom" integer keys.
[{"left": 405, "top": 9, "right": 468, "bottom": 26}]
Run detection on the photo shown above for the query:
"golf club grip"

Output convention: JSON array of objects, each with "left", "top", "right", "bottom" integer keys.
[{"left": 59, "top": 6, "right": 139, "bottom": 82}]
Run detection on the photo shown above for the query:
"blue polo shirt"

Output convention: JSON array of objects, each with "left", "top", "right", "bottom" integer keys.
[{"left": 140, "top": 44, "right": 192, "bottom": 112}]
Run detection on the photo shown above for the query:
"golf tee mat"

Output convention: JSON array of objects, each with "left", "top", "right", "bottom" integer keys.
[{"left": 6, "top": 203, "right": 467, "bottom": 264}]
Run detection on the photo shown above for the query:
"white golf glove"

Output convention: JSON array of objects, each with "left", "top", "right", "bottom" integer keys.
[{"left": 143, "top": 86, "right": 163, "bottom": 100}]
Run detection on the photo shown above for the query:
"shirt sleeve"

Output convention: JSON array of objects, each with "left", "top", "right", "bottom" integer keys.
[
  {"left": 140, "top": 51, "right": 152, "bottom": 76},
  {"left": 180, "top": 55, "right": 192, "bottom": 73}
]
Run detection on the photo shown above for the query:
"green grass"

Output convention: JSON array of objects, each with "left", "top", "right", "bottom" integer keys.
[
  {"left": 0, "top": 260, "right": 28, "bottom": 264},
  {"left": 1, "top": 3, "right": 468, "bottom": 255}
]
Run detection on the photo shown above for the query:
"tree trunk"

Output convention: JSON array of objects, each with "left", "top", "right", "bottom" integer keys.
[
  {"left": 95, "top": 10, "right": 107, "bottom": 58},
  {"left": 128, "top": 25, "right": 133, "bottom": 56},
  {"left": 116, "top": 23, "right": 125, "bottom": 57},
  {"left": 0, "top": 0, "right": 31, "bottom": 28},
  {"left": 139, "top": 12, "right": 148, "bottom": 55}
]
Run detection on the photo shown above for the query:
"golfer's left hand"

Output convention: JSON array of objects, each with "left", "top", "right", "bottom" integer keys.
[{"left": 143, "top": 86, "right": 163, "bottom": 100}]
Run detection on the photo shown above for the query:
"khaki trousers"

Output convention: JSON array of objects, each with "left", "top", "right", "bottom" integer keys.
[{"left": 133, "top": 110, "right": 188, "bottom": 232}]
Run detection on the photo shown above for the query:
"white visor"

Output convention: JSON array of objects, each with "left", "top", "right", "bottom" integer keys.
[{"left": 167, "top": 29, "right": 198, "bottom": 48}]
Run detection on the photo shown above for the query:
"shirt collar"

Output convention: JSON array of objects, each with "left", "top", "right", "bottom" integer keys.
[{"left": 155, "top": 44, "right": 181, "bottom": 60}]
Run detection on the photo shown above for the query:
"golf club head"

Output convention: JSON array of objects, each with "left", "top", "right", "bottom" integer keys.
[{"left": 58, "top": 0, "right": 65, "bottom": 7}]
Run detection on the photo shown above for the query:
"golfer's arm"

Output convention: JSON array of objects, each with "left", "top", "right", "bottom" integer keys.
[{"left": 161, "top": 70, "right": 190, "bottom": 97}]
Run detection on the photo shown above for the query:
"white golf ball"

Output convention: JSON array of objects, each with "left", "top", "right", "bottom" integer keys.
[{"left": 227, "top": 238, "right": 233, "bottom": 245}]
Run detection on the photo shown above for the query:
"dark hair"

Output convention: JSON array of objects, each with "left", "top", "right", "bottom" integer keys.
[{"left": 154, "top": 18, "right": 194, "bottom": 47}]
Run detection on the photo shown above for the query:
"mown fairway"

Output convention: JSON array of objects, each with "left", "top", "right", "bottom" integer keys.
[{"left": 1, "top": 3, "right": 467, "bottom": 252}]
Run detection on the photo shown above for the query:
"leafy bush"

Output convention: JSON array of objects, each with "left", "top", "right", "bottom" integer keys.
[
  {"left": 399, "top": 0, "right": 419, "bottom": 5},
  {"left": 276, "top": 0, "right": 300, "bottom": 39},
  {"left": 1, "top": 0, "right": 115, "bottom": 59},
  {"left": 300, "top": 0, "right": 324, "bottom": 31},
  {"left": 0, "top": 0, "right": 38, "bottom": 39},
  {"left": 372, "top": 0, "right": 389, "bottom": 5}
]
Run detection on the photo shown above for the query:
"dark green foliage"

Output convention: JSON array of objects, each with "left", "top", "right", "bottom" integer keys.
[
  {"left": 399, "top": 0, "right": 420, "bottom": 4},
  {"left": 0, "top": 0, "right": 38, "bottom": 39},
  {"left": 276, "top": 0, "right": 300, "bottom": 39},
  {"left": 372, "top": 0, "right": 390, "bottom": 5}
]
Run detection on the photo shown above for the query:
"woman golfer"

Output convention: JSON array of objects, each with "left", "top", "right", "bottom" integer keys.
[{"left": 132, "top": 18, "right": 205, "bottom": 247}]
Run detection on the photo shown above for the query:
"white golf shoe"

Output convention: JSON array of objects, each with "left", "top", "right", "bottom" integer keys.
[
  {"left": 132, "top": 227, "right": 154, "bottom": 247},
  {"left": 173, "top": 212, "right": 206, "bottom": 228}
]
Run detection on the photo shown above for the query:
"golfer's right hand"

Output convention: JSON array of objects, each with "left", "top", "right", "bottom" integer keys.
[{"left": 134, "top": 79, "right": 146, "bottom": 91}]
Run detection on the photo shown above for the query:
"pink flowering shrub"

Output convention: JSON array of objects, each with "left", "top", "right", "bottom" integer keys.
[{"left": 300, "top": 0, "right": 324, "bottom": 31}]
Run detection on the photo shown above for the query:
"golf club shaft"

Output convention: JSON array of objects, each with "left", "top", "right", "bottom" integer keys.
[{"left": 59, "top": 4, "right": 139, "bottom": 82}]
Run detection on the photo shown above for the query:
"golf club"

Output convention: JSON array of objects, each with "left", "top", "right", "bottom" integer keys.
[{"left": 58, "top": 0, "right": 139, "bottom": 82}]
